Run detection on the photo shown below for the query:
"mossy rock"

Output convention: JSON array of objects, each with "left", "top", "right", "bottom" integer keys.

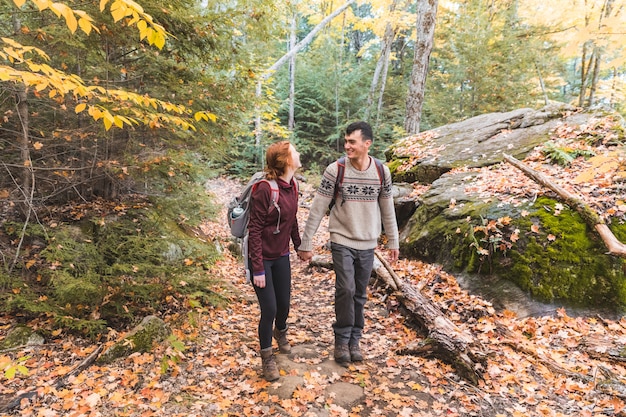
[
  {"left": 0, "top": 326, "right": 45, "bottom": 349},
  {"left": 401, "top": 180, "right": 626, "bottom": 310},
  {"left": 97, "top": 315, "right": 171, "bottom": 364}
]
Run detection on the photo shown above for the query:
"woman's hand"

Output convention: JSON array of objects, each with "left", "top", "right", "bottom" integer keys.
[{"left": 253, "top": 274, "right": 266, "bottom": 288}]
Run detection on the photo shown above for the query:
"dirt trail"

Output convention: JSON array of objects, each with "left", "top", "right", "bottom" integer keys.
[{"left": 195, "top": 177, "right": 458, "bottom": 416}]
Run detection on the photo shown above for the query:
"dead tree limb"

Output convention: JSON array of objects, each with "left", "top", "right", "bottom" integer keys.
[
  {"left": 0, "top": 345, "right": 104, "bottom": 413},
  {"left": 374, "top": 252, "right": 487, "bottom": 385},
  {"left": 503, "top": 153, "right": 626, "bottom": 257}
]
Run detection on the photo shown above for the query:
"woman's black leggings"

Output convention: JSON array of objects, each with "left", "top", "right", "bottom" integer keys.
[{"left": 251, "top": 255, "right": 292, "bottom": 350}]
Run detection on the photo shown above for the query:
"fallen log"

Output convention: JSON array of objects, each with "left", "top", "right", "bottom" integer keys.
[
  {"left": 503, "top": 153, "right": 626, "bottom": 257},
  {"left": 374, "top": 252, "right": 487, "bottom": 385},
  {"left": 309, "top": 251, "right": 487, "bottom": 384}
]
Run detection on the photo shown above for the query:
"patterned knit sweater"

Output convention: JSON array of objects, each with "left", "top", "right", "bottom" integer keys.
[{"left": 299, "top": 156, "right": 399, "bottom": 252}]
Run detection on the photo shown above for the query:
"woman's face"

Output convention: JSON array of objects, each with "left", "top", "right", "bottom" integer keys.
[{"left": 289, "top": 144, "right": 302, "bottom": 170}]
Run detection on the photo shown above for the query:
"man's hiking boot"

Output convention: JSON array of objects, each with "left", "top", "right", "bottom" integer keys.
[
  {"left": 260, "top": 347, "right": 279, "bottom": 381},
  {"left": 349, "top": 341, "right": 363, "bottom": 362},
  {"left": 273, "top": 326, "right": 291, "bottom": 354},
  {"left": 334, "top": 341, "right": 351, "bottom": 367}
]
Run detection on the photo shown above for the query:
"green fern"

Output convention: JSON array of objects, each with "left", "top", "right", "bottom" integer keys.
[{"left": 541, "top": 141, "right": 596, "bottom": 166}]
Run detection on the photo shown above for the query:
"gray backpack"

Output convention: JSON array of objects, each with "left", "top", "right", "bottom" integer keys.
[{"left": 227, "top": 172, "right": 280, "bottom": 239}]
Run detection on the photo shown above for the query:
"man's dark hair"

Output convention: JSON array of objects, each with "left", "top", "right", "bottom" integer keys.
[{"left": 345, "top": 121, "right": 373, "bottom": 142}]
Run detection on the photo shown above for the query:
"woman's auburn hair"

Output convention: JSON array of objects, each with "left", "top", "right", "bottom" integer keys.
[{"left": 265, "top": 140, "right": 292, "bottom": 180}]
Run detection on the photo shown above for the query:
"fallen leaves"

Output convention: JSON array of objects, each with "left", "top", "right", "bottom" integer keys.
[{"left": 2, "top": 173, "right": 626, "bottom": 417}]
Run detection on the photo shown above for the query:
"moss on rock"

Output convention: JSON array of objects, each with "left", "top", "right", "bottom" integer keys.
[
  {"left": 0, "top": 326, "right": 44, "bottom": 349},
  {"left": 401, "top": 194, "right": 626, "bottom": 309},
  {"left": 97, "top": 315, "right": 171, "bottom": 364}
]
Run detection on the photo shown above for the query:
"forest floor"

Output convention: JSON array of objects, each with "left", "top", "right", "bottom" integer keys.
[{"left": 2, "top": 155, "right": 626, "bottom": 416}]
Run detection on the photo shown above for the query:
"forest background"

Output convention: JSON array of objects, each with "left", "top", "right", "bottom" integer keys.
[{"left": 0, "top": 0, "right": 625, "bottom": 337}]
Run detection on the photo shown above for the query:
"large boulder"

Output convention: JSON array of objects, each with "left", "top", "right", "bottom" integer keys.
[
  {"left": 387, "top": 103, "right": 581, "bottom": 184},
  {"left": 391, "top": 106, "right": 626, "bottom": 309}
]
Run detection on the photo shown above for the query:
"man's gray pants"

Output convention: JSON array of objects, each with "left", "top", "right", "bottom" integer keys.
[{"left": 330, "top": 242, "right": 375, "bottom": 344}]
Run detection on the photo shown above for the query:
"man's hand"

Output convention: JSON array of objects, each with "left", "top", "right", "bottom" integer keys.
[
  {"left": 253, "top": 274, "right": 266, "bottom": 288},
  {"left": 388, "top": 249, "right": 399, "bottom": 263},
  {"left": 298, "top": 250, "right": 313, "bottom": 262}
]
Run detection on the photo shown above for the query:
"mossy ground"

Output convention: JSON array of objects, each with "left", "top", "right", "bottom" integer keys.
[{"left": 0, "top": 150, "right": 226, "bottom": 338}]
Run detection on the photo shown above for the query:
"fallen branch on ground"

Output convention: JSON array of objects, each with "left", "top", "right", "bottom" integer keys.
[
  {"left": 0, "top": 345, "right": 104, "bottom": 413},
  {"left": 503, "top": 153, "right": 626, "bottom": 257}
]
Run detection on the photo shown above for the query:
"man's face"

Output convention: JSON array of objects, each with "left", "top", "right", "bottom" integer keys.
[{"left": 344, "top": 129, "right": 371, "bottom": 160}]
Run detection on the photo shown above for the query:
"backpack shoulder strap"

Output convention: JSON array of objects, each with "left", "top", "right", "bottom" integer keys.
[
  {"left": 267, "top": 179, "right": 280, "bottom": 205},
  {"left": 372, "top": 157, "right": 385, "bottom": 185},
  {"left": 252, "top": 178, "right": 280, "bottom": 207},
  {"left": 334, "top": 157, "right": 346, "bottom": 198}
]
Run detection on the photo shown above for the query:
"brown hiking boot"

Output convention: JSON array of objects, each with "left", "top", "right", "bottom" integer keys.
[
  {"left": 334, "top": 341, "right": 351, "bottom": 366},
  {"left": 273, "top": 326, "right": 291, "bottom": 354},
  {"left": 349, "top": 341, "right": 363, "bottom": 362},
  {"left": 260, "top": 347, "right": 279, "bottom": 381}
]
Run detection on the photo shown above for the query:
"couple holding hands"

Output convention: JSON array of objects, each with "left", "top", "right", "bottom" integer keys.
[{"left": 246, "top": 121, "right": 399, "bottom": 381}]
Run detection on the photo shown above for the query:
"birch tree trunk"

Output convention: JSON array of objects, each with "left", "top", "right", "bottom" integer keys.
[
  {"left": 288, "top": 13, "right": 297, "bottom": 131},
  {"left": 404, "top": 0, "right": 438, "bottom": 134},
  {"left": 365, "top": 0, "right": 398, "bottom": 121}
]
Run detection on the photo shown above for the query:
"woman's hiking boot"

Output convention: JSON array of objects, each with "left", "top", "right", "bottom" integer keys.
[
  {"left": 260, "top": 347, "right": 279, "bottom": 381},
  {"left": 334, "top": 341, "right": 351, "bottom": 367},
  {"left": 273, "top": 326, "right": 291, "bottom": 354},
  {"left": 349, "top": 341, "right": 363, "bottom": 362}
]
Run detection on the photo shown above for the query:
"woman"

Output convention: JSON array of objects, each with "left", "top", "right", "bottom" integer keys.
[{"left": 247, "top": 141, "right": 301, "bottom": 381}]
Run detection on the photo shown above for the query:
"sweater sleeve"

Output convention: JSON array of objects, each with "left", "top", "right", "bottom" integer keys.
[
  {"left": 298, "top": 163, "right": 337, "bottom": 252},
  {"left": 290, "top": 180, "right": 302, "bottom": 250},
  {"left": 379, "top": 165, "right": 399, "bottom": 250}
]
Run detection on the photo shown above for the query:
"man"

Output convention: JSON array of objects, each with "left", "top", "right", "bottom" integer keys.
[{"left": 298, "top": 120, "right": 399, "bottom": 366}]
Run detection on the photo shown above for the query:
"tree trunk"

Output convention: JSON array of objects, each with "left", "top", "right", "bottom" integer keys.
[
  {"left": 373, "top": 252, "right": 486, "bottom": 385},
  {"left": 288, "top": 13, "right": 297, "bottom": 131},
  {"left": 375, "top": 50, "right": 391, "bottom": 129},
  {"left": 404, "top": 0, "right": 438, "bottom": 134},
  {"left": 12, "top": 13, "right": 33, "bottom": 218},
  {"left": 503, "top": 153, "right": 626, "bottom": 257},
  {"left": 365, "top": 0, "right": 398, "bottom": 121},
  {"left": 587, "top": 47, "right": 601, "bottom": 107},
  {"left": 578, "top": 42, "right": 591, "bottom": 108}
]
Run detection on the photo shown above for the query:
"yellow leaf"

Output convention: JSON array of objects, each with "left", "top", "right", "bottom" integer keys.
[
  {"left": 75, "top": 103, "right": 87, "bottom": 113},
  {"left": 103, "top": 117, "right": 113, "bottom": 130},
  {"left": 100, "top": 0, "right": 108, "bottom": 12},
  {"left": 33, "top": 142, "right": 43, "bottom": 150},
  {"left": 153, "top": 31, "right": 165, "bottom": 49},
  {"left": 35, "top": 80, "right": 48, "bottom": 91},
  {"left": 48, "top": 1, "right": 63, "bottom": 17},
  {"left": 137, "top": 19, "right": 147, "bottom": 32},
  {"left": 113, "top": 115, "right": 123, "bottom": 128},
  {"left": 32, "top": 0, "right": 49, "bottom": 11},
  {"left": 111, "top": 7, "right": 126, "bottom": 22},
  {"left": 64, "top": 9, "right": 78, "bottom": 33},
  {"left": 13, "top": 0, "right": 26, "bottom": 8},
  {"left": 78, "top": 17, "right": 92, "bottom": 35}
]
